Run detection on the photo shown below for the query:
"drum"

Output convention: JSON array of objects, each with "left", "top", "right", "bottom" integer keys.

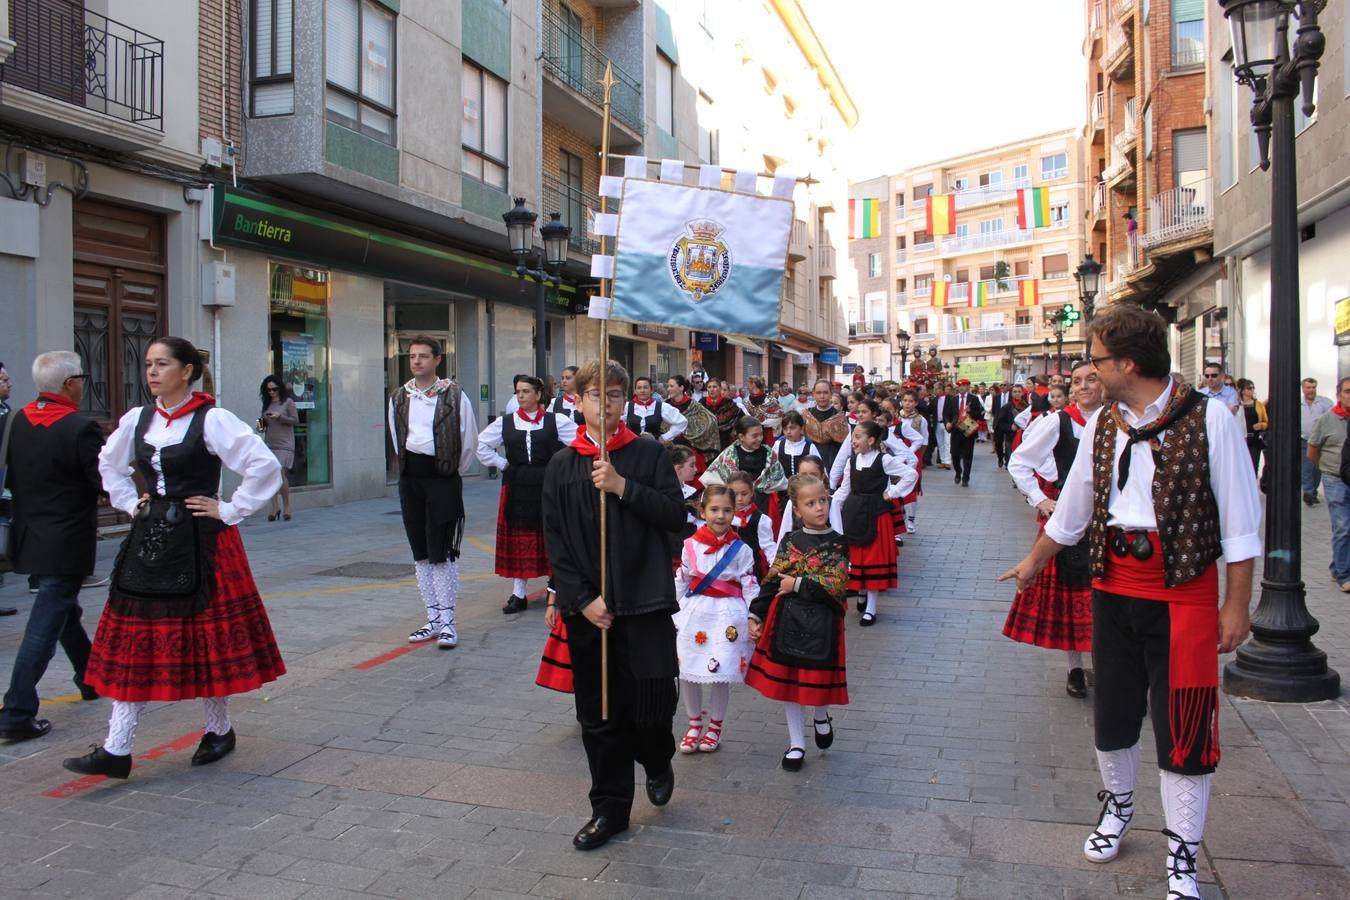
[{"left": 957, "top": 415, "right": 980, "bottom": 438}]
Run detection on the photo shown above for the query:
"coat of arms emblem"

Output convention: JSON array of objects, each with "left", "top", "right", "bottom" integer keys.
[{"left": 668, "top": 220, "right": 731, "bottom": 302}]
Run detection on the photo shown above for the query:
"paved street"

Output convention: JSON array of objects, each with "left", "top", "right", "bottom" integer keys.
[{"left": 2, "top": 449, "right": 1349, "bottom": 899}]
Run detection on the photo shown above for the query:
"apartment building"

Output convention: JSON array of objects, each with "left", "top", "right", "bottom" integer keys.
[
  {"left": 1085, "top": 0, "right": 1216, "bottom": 381},
  {"left": 0, "top": 0, "right": 852, "bottom": 510},
  {"left": 1207, "top": 1, "right": 1350, "bottom": 393},
  {"left": 847, "top": 130, "right": 1090, "bottom": 385}
]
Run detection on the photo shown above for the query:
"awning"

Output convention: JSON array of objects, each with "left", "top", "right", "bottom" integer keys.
[{"left": 724, "top": 334, "right": 764, "bottom": 353}]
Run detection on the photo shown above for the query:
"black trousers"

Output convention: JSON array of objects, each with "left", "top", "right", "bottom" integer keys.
[
  {"left": 922, "top": 421, "right": 937, "bottom": 466},
  {"left": 568, "top": 612, "right": 678, "bottom": 823},
  {"left": 1092, "top": 591, "right": 1217, "bottom": 776},
  {"left": 950, "top": 431, "right": 976, "bottom": 482},
  {"left": 992, "top": 430, "right": 1012, "bottom": 467},
  {"left": 398, "top": 453, "right": 464, "bottom": 564}
]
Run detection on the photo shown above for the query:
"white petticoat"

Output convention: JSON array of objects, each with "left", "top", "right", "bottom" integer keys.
[{"left": 673, "top": 593, "right": 752, "bottom": 684}]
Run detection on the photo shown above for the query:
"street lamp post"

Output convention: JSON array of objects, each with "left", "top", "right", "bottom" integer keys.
[
  {"left": 1041, "top": 338, "right": 1050, "bottom": 376},
  {"left": 1220, "top": 0, "right": 1338, "bottom": 702},
  {"left": 1074, "top": 252, "right": 1103, "bottom": 322},
  {"left": 503, "top": 198, "right": 572, "bottom": 379},
  {"left": 896, "top": 328, "right": 911, "bottom": 380}
]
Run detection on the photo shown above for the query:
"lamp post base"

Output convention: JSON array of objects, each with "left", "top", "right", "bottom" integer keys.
[{"left": 1223, "top": 580, "right": 1341, "bottom": 702}]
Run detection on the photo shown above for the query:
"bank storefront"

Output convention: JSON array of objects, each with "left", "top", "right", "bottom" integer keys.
[{"left": 210, "top": 186, "right": 583, "bottom": 506}]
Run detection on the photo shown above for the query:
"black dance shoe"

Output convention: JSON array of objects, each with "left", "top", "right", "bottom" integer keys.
[
  {"left": 813, "top": 716, "right": 834, "bottom": 749},
  {"left": 572, "top": 815, "right": 628, "bottom": 850},
  {"left": 191, "top": 728, "right": 237, "bottom": 766},
  {"left": 0, "top": 717, "right": 51, "bottom": 742},
  {"left": 781, "top": 747, "right": 805, "bottom": 771},
  {"left": 645, "top": 764, "right": 675, "bottom": 806},
  {"left": 75, "top": 677, "right": 99, "bottom": 701},
  {"left": 859, "top": 612, "right": 877, "bottom": 627},
  {"left": 854, "top": 594, "right": 866, "bottom": 613},
  {"left": 63, "top": 746, "right": 132, "bottom": 779},
  {"left": 502, "top": 595, "right": 527, "bottom": 615},
  {"left": 1066, "top": 668, "right": 1088, "bottom": 699}
]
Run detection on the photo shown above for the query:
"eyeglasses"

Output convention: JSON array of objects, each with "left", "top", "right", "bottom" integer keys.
[
  {"left": 1083, "top": 352, "right": 1117, "bottom": 368},
  {"left": 65, "top": 373, "right": 90, "bottom": 382},
  {"left": 582, "top": 389, "right": 626, "bottom": 403}
]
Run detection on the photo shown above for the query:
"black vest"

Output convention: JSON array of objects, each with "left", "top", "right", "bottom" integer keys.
[
  {"left": 775, "top": 437, "right": 816, "bottom": 477},
  {"left": 626, "top": 399, "right": 663, "bottom": 435},
  {"left": 552, "top": 396, "right": 585, "bottom": 426},
  {"left": 1052, "top": 410, "right": 1079, "bottom": 490},
  {"left": 134, "top": 403, "right": 222, "bottom": 498},
  {"left": 501, "top": 412, "right": 561, "bottom": 524},
  {"left": 737, "top": 509, "right": 768, "bottom": 579},
  {"left": 841, "top": 452, "right": 887, "bottom": 545}
]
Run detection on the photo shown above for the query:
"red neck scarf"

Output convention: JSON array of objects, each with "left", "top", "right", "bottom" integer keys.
[
  {"left": 516, "top": 405, "right": 546, "bottom": 425},
  {"left": 1333, "top": 404, "right": 1350, "bottom": 419},
  {"left": 1062, "top": 404, "right": 1088, "bottom": 426},
  {"left": 631, "top": 395, "right": 655, "bottom": 407},
  {"left": 733, "top": 504, "right": 758, "bottom": 525},
  {"left": 692, "top": 525, "right": 738, "bottom": 553},
  {"left": 155, "top": 392, "right": 215, "bottom": 424},
  {"left": 570, "top": 421, "right": 638, "bottom": 457},
  {"left": 561, "top": 393, "right": 579, "bottom": 407},
  {"left": 22, "top": 392, "right": 80, "bottom": 427}
]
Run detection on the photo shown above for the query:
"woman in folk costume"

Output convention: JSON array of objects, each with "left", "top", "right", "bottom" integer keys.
[
  {"left": 549, "top": 365, "right": 585, "bottom": 425},
  {"left": 701, "top": 378, "right": 747, "bottom": 451},
  {"left": 705, "top": 415, "right": 788, "bottom": 525},
  {"left": 624, "top": 375, "right": 687, "bottom": 442},
  {"left": 772, "top": 411, "right": 820, "bottom": 534},
  {"left": 888, "top": 390, "right": 929, "bottom": 535},
  {"left": 1005, "top": 373, "right": 1099, "bottom": 699},
  {"left": 476, "top": 375, "right": 577, "bottom": 615},
  {"left": 746, "top": 474, "right": 850, "bottom": 771},
  {"left": 743, "top": 375, "right": 783, "bottom": 445},
  {"left": 65, "top": 337, "right": 285, "bottom": 779},
  {"left": 673, "top": 485, "right": 759, "bottom": 754},
  {"left": 665, "top": 374, "right": 720, "bottom": 472},
  {"left": 830, "top": 421, "right": 917, "bottom": 627},
  {"left": 773, "top": 455, "right": 826, "bottom": 546},
  {"left": 801, "top": 379, "right": 850, "bottom": 472}
]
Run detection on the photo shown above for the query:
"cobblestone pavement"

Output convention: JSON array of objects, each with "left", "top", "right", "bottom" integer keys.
[{"left": 1, "top": 447, "right": 1348, "bottom": 899}]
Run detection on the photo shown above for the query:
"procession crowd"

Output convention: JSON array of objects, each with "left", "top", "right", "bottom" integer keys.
[{"left": 0, "top": 301, "right": 1341, "bottom": 900}]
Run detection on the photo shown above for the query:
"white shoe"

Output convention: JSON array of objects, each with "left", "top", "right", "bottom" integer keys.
[
  {"left": 437, "top": 625, "right": 458, "bottom": 649},
  {"left": 906, "top": 520, "right": 917, "bottom": 534},
  {"left": 408, "top": 623, "right": 437, "bottom": 643},
  {"left": 1163, "top": 829, "right": 1202, "bottom": 899},
  {"left": 1083, "top": 790, "right": 1134, "bottom": 863},
  {"left": 82, "top": 574, "right": 110, "bottom": 588}
]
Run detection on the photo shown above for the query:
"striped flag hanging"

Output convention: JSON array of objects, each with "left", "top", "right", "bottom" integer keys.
[
  {"left": 952, "top": 315, "right": 968, "bottom": 333},
  {"left": 926, "top": 194, "right": 956, "bottom": 236},
  {"left": 1016, "top": 188, "right": 1051, "bottom": 229},
  {"left": 1018, "top": 279, "right": 1041, "bottom": 307},
  {"left": 849, "top": 198, "right": 880, "bottom": 239},
  {"left": 969, "top": 281, "right": 987, "bottom": 308},
  {"left": 932, "top": 282, "right": 949, "bottom": 307}
]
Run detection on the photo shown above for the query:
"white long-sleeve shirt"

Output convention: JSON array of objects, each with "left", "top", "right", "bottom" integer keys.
[
  {"left": 475, "top": 409, "right": 578, "bottom": 470},
  {"left": 386, "top": 385, "right": 479, "bottom": 474},
  {"left": 623, "top": 398, "right": 688, "bottom": 440},
  {"left": 1008, "top": 408, "right": 1086, "bottom": 508},
  {"left": 896, "top": 415, "right": 929, "bottom": 448},
  {"left": 733, "top": 506, "right": 779, "bottom": 566},
  {"left": 674, "top": 537, "right": 760, "bottom": 603},
  {"left": 99, "top": 401, "right": 281, "bottom": 527},
  {"left": 828, "top": 427, "right": 919, "bottom": 490},
  {"left": 829, "top": 449, "right": 917, "bottom": 533},
  {"left": 773, "top": 435, "right": 821, "bottom": 474},
  {"left": 1043, "top": 380, "right": 1263, "bottom": 563}
]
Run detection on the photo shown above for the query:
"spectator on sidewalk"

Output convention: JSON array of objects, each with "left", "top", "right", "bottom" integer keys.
[
  {"left": 258, "top": 375, "right": 299, "bottom": 522},
  {"left": 1301, "top": 377, "right": 1333, "bottom": 505},
  {"left": 1198, "top": 364, "right": 1240, "bottom": 414},
  {"left": 1307, "top": 377, "right": 1350, "bottom": 592},
  {"left": 0, "top": 351, "right": 104, "bottom": 743},
  {"left": 1234, "top": 379, "right": 1267, "bottom": 474}
]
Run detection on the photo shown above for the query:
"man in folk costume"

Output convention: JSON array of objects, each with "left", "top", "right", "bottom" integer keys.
[
  {"left": 1000, "top": 305, "right": 1260, "bottom": 900},
  {"left": 388, "top": 335, "right": 478, "bottom": 648},
  {"left": 542, "top": 359, "right": 686, "bottom": 851},
  {"left": 942, "top": 379, "right": 985, "bottom": 487},
  {"left": 1004, "top": 360, "right": 1103, "bottom": 699},
  {"left": 476, "top": 375, "right": 577, "bottom": 615},
  {"left": 701, "top": 378, "right": 747, "bottom": 450},
  {"left": 801, "top": 379, "right": 848, "bottom": 471},
  {"left": 623, "top": 375, "right": 686, "bottom": 442}
]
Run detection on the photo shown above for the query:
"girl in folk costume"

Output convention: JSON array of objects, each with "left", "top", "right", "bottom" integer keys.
[
  {"left": 668, "top": 444, "right": 704, "bottom": 567},
  {"left": 476, "top": 375, "right": 578, "bottom": 615},
  {"left": 672, "top": 485, "right": 759, "bottom": 754},
  {"left": 1005, "top": 367, "right": 1101, "bottom": 699},
  {"left": 548, "top": 365, "right": 585, "bottom": 425},
  {"left": 726, "top": 472, "right": 779, "bottom": 580},
  {"left": 624, "top": 375, "right": 687, "bottom": 442},
  {"left": 743, "top": 375, "right": 783, "bottom": 445},
  {"left": 890, "top": 390, "right": 929, "bottom": 535},
  {"left": 66, "top": 338, "right": 285, "bottom": 779},
  {"left": 774, "top": 456, "right": 826, "bottom": 546},
  {"left": 830, "top": 421, "right": 917, "bottom": 627},
  {"left": 773, "top": 411, "right": 821, "bottom": 534},
  {"left": 665, "top": 374, "right": 720, "bottom": 472},
  {"left": 828, "top": 399, "right": 918, "bottom": 491},
  {"left": 706, "top": 415, "right": 788, "bottom": 524},
  {"left": 746, "top": 474, "right": 850, "bottom": 771},
  {"left": 701, "top": 378, "right": 747, "bottom": 451}
]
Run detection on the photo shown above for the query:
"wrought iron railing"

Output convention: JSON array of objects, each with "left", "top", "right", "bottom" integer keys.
[
  {"left": 540, "top": 4, "right": 643, "bottom": 135},
  {"left": 941, "top": 323, "right": 1037, "bottom": 346},
  {"left": 2, "top": 0, "right": 163, "bottom": 130},
  {"left": 1141, "top": 176, "right": 1213, "bottom": 249},
  {"left": 850, "top": 319, "right": 887, "bottom": 338},
  {"left": 541, "top": 173, "right": 599, "bottom": 255}
]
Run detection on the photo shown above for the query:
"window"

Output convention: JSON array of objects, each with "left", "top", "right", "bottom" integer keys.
[
  {"left": 914, "top": 274, "right": 933, "bottom": 292},
  {"left": 1173, "top": 129, "right": 1208, "bottom": 214},
  {"left": 979, "top": 219, "right": 1004, "bottom": 235},
  {"left": 269, "top": 263, "right": 331, "bottom": 487},
  {"left": 252, "top": 0, "right": 293, "bottom": 116},
  {"left": 979, "top": 264, "right": 995, "bottom": 281},
  {"left": 1171, "top": 0, "right": 1205, "bottom": 68},
  {"left": 559, "top": 150, "right": 584, "bottom": 239},
  {"left": 325, "top": 0, "right": 395, "bottom": 143},
  {"left": 978, "top": 171, "right": 1002, "bottom": 187},
  {"left": 1050, "top": 203, "right": 1069, "bottom": 226},
  {"left": 1014, "top": 260, "right": 1031, "bottom": 277},
  {"left": 914, "top": 316, "right": 929, "bottom": 334},
  {"left": 1013, "top": 163, "right": 1029, "bottom": 182},
  {"left": 953, "top": 177, "right": 970, "bottom": 192},
  {"left": 1015, "top": 310, "right": 1032, "bottom": 326},
  {"left": 914, "top": 229, "right": 933, "bottom": 247},
  {"left": 956, "top": 223, "right": 969, "bottom": 238},
  {"left": 656, "top": 52, "right": 675, "bottom": 134},
  {"left": 558, "top": 3, "right": 584, "bottom": 86},
  {"left": 697, "top": 93, "right": 719, "bottom": 164},
  {"left": 954, "top": 268, "right": 969, "bottom": 283},
  {"left": 868, "top": 253, "right": 882, "bottom": 278},
  {"left": 1040, "top": 153, "right": 1068, "bottom": 180},
  {"left": 912, "top": 184, "right": 933, "bottom": 203},
  {"left": 462, "top": 60, "right": 507, "bottom": 189},
  {"left": 1042, "top": 253, "right": 1070, "bottom": 279}
]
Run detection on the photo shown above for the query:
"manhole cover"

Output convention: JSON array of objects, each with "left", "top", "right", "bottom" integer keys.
[{"left": 315, "top": 562, "right": 415, "bottom": 579}]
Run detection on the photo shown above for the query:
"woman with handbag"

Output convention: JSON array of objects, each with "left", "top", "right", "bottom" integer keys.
[
  {"left": 746, "top": 474, "right": 850, "bottom": 771},
  {"left": 65, "top": 337, "right": 285, "bottom": 779}
]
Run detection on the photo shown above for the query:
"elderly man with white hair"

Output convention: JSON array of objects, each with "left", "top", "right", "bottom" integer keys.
[{"left": 0, "top": 351, "right": 104, "bottom": 743}]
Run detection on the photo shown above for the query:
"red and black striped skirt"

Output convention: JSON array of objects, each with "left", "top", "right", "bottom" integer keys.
[
  {"left": 745, "top": 596, "right": 848, "bottom": 707},
  {"left": 86, "top": 526, "right": 285, "bottom": 702},
  {"left": 535, "top": 615, "right": 573, "bottom": 693},
  {"left": 1002, "top": 554, "right": 1093, "bottom": 652},
  {"left": 847, "top": 512, "right": 898, "bottom": 591},
  {"left": 494, "top": 488, "right": 551, "bottom": 579}
]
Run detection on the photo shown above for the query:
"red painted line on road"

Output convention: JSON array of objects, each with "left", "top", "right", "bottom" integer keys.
[
  {"left": 44, "top": 729, "right": 202, "bottom": 799},
  {"left": 350, "top": 588, "right": 550, "bottom": 670}
]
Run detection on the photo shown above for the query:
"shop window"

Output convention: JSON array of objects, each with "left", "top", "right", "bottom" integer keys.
[{"left": 268, "top": 263, "right": 331, "bottom": 487}]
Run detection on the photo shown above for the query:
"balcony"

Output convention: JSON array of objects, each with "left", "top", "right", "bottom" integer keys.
[
  {"left": 894, "top": 290, "right": 909, "bottom": 305},
  {"left": 1114, "top": 0, "right": 1135, "bottom": 19},
  {"left": 941, "top": 323, "right": 1037, "bottom": 346},
  {"left": 1141, "top": 177, "right": 1213, "bottom": 251},
  {"left": 953, "top": 175, "right": 1031, "bottom": 210},
  {"left": 1103, "top": 22, "right": 1132, "bottom": 76},
  {"left": 818, "top": 245, "right": 837, "bottom": 280},
  {"left": 894, "top": 248, "right": 907, "bottom": 265},
  {"left": 1113, "top": 97, "right": 1137, "bottom": 155},
  {"left": 1, "top": 0, "right": 164, "bottom": 140},
  {"left": 910, "top": 196, "right": 929, "bottom": 217},
  {"left": 938, "top": 227, "right": 1035, "bottom": 256},
  {"left": 1091, "top": 91, "right": 1105, "bottom": 133},
  {"left": 849, "top": 319, "right": 888, "bottom": 339},
  {"left": 1092, "top": 181, "right": 1106, "bottom": 221},
  {"left": 540, "top": 3, "right": 643, "bottom": 145},
  {"left": 541, "top": 173, "right": 599, "bottom": 255},
  {"left": 912, "top": 239, "right": 936, "bottom": 255},
  {"left": 914, "top": 284, "right": 933, "bottom": 298},
  {"left": 1102, "top": 149, "right": 1133, "bottom": 188},
  {"left": 788, "top": 219, "right": 808, "bottom": 261}
]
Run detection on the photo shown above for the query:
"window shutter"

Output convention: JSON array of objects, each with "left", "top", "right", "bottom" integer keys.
[
  {"left": 254, "top": 0, "right": 273, "bottom": 78},
  {"left": 1172, "top": 0, "right": 1203, "bottom": 23},
  {"left": 1173, "top": 129, "right": 1207, "bottom": 174},
  {"left": 276, "top": 0, "right": 293, "bottom": 75},
  {"left": 326, "top": 0, "right": 359, "bottom": 92}
]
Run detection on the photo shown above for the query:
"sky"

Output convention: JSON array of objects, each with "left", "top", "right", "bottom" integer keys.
[{"left": 805, "top": 0, "right": 1089, "bottom": 181}]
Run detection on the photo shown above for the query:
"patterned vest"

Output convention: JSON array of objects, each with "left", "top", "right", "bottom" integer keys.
[
  {"left": 390, "top": 382, "right": 464, "bottom": 478},
  {"left": 1087, "top": 387, "right": 1221, "bottom": 587}
]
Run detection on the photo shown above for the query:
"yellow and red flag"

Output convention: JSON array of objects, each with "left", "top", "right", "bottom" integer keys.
[
  {"left": 926, "top": 194, "right": 956, "bottom": 236},
  {"left": 932, "top": 282, "right": 949, "bottom": 307},
  {"left": 1018, "top": 279, "right": 1040, "bottom": 307}
]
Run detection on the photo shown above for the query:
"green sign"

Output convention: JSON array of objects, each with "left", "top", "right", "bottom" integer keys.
[
  {"left": 957, "top": 361, "right": 1004, "bottom": 384},
  {"left": 480, "top": 384, "right": 489, "bottom": 402}
]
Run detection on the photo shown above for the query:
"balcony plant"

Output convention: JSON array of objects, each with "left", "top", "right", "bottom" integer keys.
[{"left": 993, "top": 260, "right": 1011, "bottom": 292}]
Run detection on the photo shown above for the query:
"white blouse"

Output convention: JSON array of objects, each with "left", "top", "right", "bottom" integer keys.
[
  {"left": 1008, "top": 408, "right": 1085, "bottom": 508},
  {"left": 476, "top": 410, "right": 578, "bottom": 470},
  {"left": 99, "top": 400, "right": 282, "bottom": 527},
  {"left": 623, "top": 398, "right": 688, "bottom": 440},
  {"left": 733, "top": 507, "right": 779, "bottom": 565},
  {"left": 829, "top": 432, "right": 918, "bottom": 490},
  {"left": 674, "top": 537, "right": 760, "bottom": 603},
  {"left": 386, "top": 386, "right": 480, "bottom": 474},
  {"left": 829, "top": 449, "right": 917, "bottom": 533}
]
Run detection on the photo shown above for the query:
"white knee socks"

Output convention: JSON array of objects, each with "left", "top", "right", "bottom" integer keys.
[
  {"left": 414, "top": 560, "right": 437, "bottom": 625},
  {"left": 865, "top": 590, "right": 879, "bottom": 616},
  {"left": 203, "top": 697, "right": 231, "bottom": 736},
  {"left": 511, "top": 577, "right": 528, "bottom": 598},
  {"left": 1067, "top": 650, "right": 1084, "bottom": 669},
  {"left": 104, "top": 700, "right": 146, "bottom": 756},
  {"left": 683, "top": 681, "right": 704, "bottom": 721},
  {"left": 904, "top": 501, "right": 918, "bottom": 530},
  {"left": 708, "top": 683, "right": 730, "bottom": 723},
  {"left": 1096, "top": 742, "right": 1141, "bottom": 796},
  {"left": 428, "top": 561, "right": 458, "bottom": 628},
  {"left": 1160, "top": 770, "right": 1210, "bottom": 844},
  {"left": 784, "top": 701, "right": 806, "bottom": 750}
]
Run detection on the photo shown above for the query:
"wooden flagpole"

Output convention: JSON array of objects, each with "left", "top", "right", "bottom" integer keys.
[{"left": 596, "top": 62, "right": 616, "bottom": 721}]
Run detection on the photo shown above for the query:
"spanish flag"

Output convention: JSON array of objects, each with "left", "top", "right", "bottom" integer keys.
[
  {"left": 1016, "top": 188, "right": 1050, "bottom": 229},
  {"left": 849, "top": 198, "right": 880, "bottom": 239},
  {"left": 969, "top": 281, "right": 987, "bottom": 308},
  {"left": 1018, "top": 279, "right": 1040, "bottom": 307},
  {"left": 932, "top": 281, "right": 949, "bottom": 307},
  {"left": 926, "top": 194, "right": 956, "bottom": 236}
]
